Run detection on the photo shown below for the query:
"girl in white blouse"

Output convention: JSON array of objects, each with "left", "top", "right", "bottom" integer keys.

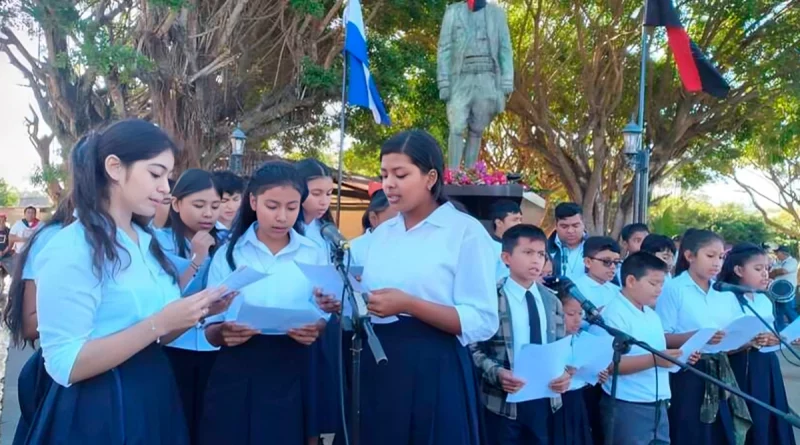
[
  {"left": 29, "top": 119, "right": 227, "bottom": 444},
  {"left": 338, "top": 130, "right": 498, "bottom": 444},
  {"left": 720, "top": 243, "right": 796, "bottom": 445},
  {"left": 656, "top": 229, "right": 744, "bottom": 445},
  {"left": 200, "top": 161, "right": 327, "bottom": 445}
]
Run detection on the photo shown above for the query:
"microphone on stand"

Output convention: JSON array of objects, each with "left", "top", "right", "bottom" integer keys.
[
  {"left": 712, "top": 281, "right": 768, "bottom": 295},
  {"left": 543, "top": 276, "right": 604, "bottom": 322},
  {"left": 321, "top": 221, "right": 350, "bottom": 251},
  {"left": 713, "top": 280, "right": 800, "bottom": 366}
]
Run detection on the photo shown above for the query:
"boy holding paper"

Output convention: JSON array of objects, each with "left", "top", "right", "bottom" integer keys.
[
  {"left": 598, "top": 252, "right": 700, "bottom": 445},
  {"left": 470, "top": 224, "right": 571, "bottom": 445}
]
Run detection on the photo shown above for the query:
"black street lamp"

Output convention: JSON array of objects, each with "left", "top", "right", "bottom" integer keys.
[
  {"left": 230, "top": 125, "right": 247, "bottom": 175},
  {"left": 622, "top": 120, "right": 648, "bottom": 223}
]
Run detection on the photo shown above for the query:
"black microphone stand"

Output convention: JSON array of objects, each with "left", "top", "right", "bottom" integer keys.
[
  {"left": 731, "top": 290, "right": 800, "bottom": 364},
  {"left": 586, "top": 310, "right": 800, "bottom": 445},
  {"left": 330, "top": 248, "right": 387, "bottom": 445}
]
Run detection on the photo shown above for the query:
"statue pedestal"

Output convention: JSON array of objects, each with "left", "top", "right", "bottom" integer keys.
[{"left": 444, "top": 184, "right": 546, "bottom": 232}]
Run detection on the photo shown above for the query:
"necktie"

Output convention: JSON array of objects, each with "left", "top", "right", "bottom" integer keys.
[{"left": 525, "top": 290, "right": 542, "bottom": 344}]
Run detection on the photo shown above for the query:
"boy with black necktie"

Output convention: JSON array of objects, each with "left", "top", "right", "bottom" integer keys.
[{"left": 470, "top": 224, "right": 571, "bottom": 445}]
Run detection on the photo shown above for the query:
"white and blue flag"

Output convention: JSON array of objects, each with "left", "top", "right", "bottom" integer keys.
[{"left": 344, "top": 0, "right": 390, "bottom": 125}]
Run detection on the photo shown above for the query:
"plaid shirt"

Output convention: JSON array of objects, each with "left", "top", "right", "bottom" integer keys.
[{"left": 469, "top": 278, "right": 566, "bottom": 420}]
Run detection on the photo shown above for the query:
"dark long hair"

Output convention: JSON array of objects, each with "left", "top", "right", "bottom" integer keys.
[
  {"left": 3, "top": 197, "right": 76, "bottom": 348},
  {"left": 379, "top": 130, "right": 448, "bottom": 205},
  {"left": 70, "top": 119, "right": 179, "bottom": 280},
  {"left": 718, "top": 242, "right": 767, "bottom": 286},
  {"left": 675, "top": 228, "right": 724, "bottom": 276},
  {"left": 225, "top": 161, "right": 307, "bottom": 271},
  {"left": 165, "top": 168, "right": 221, "bottom": 258},
  {"left": 295, "top": 158, "right": 335, "bottom": 235},
  {"left": 361, "top": 189, "right": 390, "bottom": 232}
]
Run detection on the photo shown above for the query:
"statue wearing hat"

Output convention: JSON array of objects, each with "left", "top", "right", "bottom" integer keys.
[{"left": 437, "top": 0, "right": 514, "bottom": 170}]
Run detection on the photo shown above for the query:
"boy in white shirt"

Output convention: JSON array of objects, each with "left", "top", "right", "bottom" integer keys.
[
  {"left": 573, "top": 236, "right": 621, "bottom": 310},
  {"left": 598, "top": 252, "right": 700, "bottom": 445},
  {"left": 489, "top": 200, "right": 523, "bottom": 281}
]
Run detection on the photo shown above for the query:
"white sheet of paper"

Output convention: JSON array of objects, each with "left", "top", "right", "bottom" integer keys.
[
  {"left": 702, "top": 315, "right": 764, "bottom": 353},
  {"left": 570, "top": 333, "right": 614, "bottom": 385},
  {"left": 218, "top": 266, "right": 268, "bottom": 292},
  {"left": 294, "top": 262, "right": 363, "bottom": 298},
  {"left": 668, "top": 328, "right": 716, "bottom": 372},
  {"left": 234, "top": 302, "right": 324, "bottom": 334},
  {"left": 507, "top": 337, "right": 572, "bottom": 403},
  {"left": 760, "top": 317, "right": 800, "bottom": 353}
]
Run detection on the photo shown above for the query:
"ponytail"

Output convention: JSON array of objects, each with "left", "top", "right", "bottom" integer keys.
[{"left": 70, "top": 119, "right": 179, "bottom": 280}]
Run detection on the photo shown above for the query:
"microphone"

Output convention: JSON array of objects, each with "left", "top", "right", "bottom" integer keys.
[
  {"left": 542, "top": 276, "right": 603, "bottom": 322},
  {"left": 711, "top": 281, "right": 768, "bottom": 295},
  {"left": 320, "top": 221, "right": 350, "bottom": 251}
]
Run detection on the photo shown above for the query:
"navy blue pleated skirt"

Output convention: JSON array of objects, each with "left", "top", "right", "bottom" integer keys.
[
  {"left": 583, "top": 383, "right": 605, "bottom": 444},
  {"left": 164, "top": 347, "right": 218, "bottom": 444},
  {"left": 199, "top": 334, "right": 311, "bottom": 445},
  {"left": 308, "top": 316, "right": 343, "bottom": 437},
  {"left": 552, "top": 387, "right": 593, "bottom": 445},
  {"left": 360, "top": 317, "right": 481, "bottom": 445},
  {"left": 13, "top": 348, "right": 53, "bottom": 445},
  {"left": 668, "top": 358, "right": 736, "bottom": 445},
  {"left": 729, "top": 349, "right": 796, "bottom": 445},
  {"left": 22, "top": 343, "right": 188, "bottom": 445}
]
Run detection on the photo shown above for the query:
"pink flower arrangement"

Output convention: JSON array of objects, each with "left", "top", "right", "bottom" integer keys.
[{"left": 444, "top": 161, "right": 514, "bottom": 186}]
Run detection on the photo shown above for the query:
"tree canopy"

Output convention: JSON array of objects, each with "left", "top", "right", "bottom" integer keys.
[
  {"left": 650, "top": 196, "right": 772, "bottom": 245},
  {"left": 1, "top": 0, "right": 798, "bottom": 231},
  {"left": 0, "top": 178, "right": 19, "bottom": 207}
]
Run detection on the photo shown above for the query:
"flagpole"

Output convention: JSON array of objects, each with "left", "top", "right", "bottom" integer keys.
[
  {"left": 336, "top": 30, "right": 348, "bottom": 227},
  {"left": 635, "top": 4, "right": 651, "bottom": 223}
]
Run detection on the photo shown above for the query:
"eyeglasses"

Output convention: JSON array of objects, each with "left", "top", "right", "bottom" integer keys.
[{"left": 589, "top": 257, "right": 622, "bottom": 268}]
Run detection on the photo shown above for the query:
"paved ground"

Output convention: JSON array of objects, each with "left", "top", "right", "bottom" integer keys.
[{"left": 0, "top": 347, "right": 31, "bottom": 444}]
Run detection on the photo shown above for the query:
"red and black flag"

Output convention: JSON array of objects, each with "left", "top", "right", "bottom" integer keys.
[{"left": 645, "top": 0, "right": 730, "bottom": 98}]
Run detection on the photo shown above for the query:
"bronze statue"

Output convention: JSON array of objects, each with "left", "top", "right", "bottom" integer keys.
[{"left": 437, "top": 0, "right": 514, "bottom": 170}]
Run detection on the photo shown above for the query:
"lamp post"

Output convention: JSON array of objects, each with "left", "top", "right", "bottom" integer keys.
[
  {"left": 230, "top": 125, "right": 246, "bottom": 175},
  {"left": 624, "top": 5, "right": 653, "bottom": 224},
  {"left": 622, "top": 120, "right": 644, "bottom": 222}
]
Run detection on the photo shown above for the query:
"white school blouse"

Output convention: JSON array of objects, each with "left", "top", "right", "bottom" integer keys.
[
  {"left": 601, "top": 293, "right": 671, "bottom": 402},
  {"left": 348, "top": 230, "right": 371, "bottom": 268},
  {"left": 360, "top": 202, "right": 499, "bottom": 345},
  {"left": 207, "top": 224, "right": 328, "bottom": 330},
  {"left": 302, "top": 219, "right": 332, "bottom": 264},
  {"left": 24, "top": 223, "right": 63, "bottom": 280},
  {"left": 36, "top": 221, "right": 181, "bottom": 387},
  {"left": 655, "top": 272, "right": 741, "bottom": 334},
  {"left": 154, "top": 228, "right": 217, "bottom": 351},
  {"left": 722, "top": 291, "right": 775, "bottom": 325}
]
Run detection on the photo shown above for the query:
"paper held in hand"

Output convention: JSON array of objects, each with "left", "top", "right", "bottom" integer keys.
[
  {"left": 234, "top": 303, "right": 324, "bottom": 335},
  {"left": 217, "top": 266, "right": 268, "bottom": 293},
  {"left": 701, "top": 315, "right": 765, "bottom": 354},
  {"left": 569, "top": 333, "right": 614, "bottom": 386},
  {"left": 507, "top": 337, "right": 572, "bottom": 403},
  {"left": 668, "top": 328, "right": 716, "bottom": 373},
  {"left": 294, "top": 262, "right": 364, "bottom": 299},
  {"left": 760, "top": 317, "right": 800, "bottom": 353}
]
